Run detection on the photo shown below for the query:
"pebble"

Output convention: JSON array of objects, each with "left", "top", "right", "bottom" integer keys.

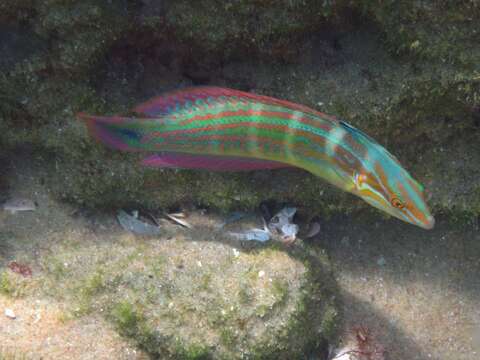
[
  {"left": 258, "top": 270, "right": 265, "bottom": 278},
  {"left": 5, "top": 308, "right": 16, "bottom": 319}
]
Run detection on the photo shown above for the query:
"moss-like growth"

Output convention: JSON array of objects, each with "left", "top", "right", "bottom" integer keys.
[
  {"left": 0, "top": 0, "right": 35, "bottom": 24},
  {"left": 0, "top": 271, "right": 31, "bottom": 298},
  {"left": 0, "top": 271, "right": 14, "bottom": 296},
  {"left": 0, "top": 350, "right": 28, "bottom": 360},
  {"left": 111, "top": 302, "right": 211, "bottom": 359},
  {"left": 161, "top": 0, "right": 348, "bottom": 61},
  {"left": 33, "top": 0, "right": 130, "bottom": 74},
  {"left": 111, "top": 301, "right": 142, "bottom": 338},
  {"left": 35, "top": 234, "right": 337, "bottom": 359},
  {"left": 358, "top": 1, "right": 480, "bottom": 68}
]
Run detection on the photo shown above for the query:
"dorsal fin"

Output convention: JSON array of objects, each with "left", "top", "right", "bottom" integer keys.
[
  {"left": 133, "top": 86, "right": 334, "bottom": 120},
  {"left": 339, "top": 120, "right": 378, "bottom": 144},
  {"left": 340, "top": 120, "right": 425, "bottom": 191}
]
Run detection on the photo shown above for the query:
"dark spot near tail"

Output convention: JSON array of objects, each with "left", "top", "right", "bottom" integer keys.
[{"left": 117, "top": 128, "right": 141, "bottom": 141}]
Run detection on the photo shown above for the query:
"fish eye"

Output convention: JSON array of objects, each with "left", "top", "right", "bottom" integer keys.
[
  {"left": 391, "top": 197, "right": 405, "bottom": 209},
  {"left": 354, "top": 173, "right": 368, "bottom": 189}
]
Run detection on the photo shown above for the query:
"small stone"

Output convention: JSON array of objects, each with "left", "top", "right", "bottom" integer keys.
[
  {"left": 197, "top": 261, "right": 202, "bottom": 267},
  {"left": 5, "top": 308, "right": 16, "bottom": 319},
  {"left": 258, "top": 270, "right": 265, "bottom": 278}
]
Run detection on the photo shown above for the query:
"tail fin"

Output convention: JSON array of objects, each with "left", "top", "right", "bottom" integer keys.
[{"left": 77, "top": 113, "right": 143, "bottom": 152}]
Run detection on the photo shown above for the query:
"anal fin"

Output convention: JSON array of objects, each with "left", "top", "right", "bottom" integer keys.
[{"left": 141, "top": 153, "right": 291, "bottom": 171}]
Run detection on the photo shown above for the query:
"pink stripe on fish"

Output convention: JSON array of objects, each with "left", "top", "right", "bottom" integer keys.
[{"left": 141, "top": 153, "right": 291, "bottom": 171}]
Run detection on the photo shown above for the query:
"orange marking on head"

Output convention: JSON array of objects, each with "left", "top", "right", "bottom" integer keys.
[
  {"left": 374, "top": 163, "right": 392, "bottom": 196},
  {"left": 361, "top": 188, "right": 389, "bottom": 207},
  {"left": 398, "top": 182, "right": 428, "bottom": 225}
]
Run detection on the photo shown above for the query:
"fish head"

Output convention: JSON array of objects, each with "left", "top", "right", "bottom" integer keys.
[
  {"left": 337, "top": 120, "right": 434, "bottom": 229},
  {"left": 352, "top": 162, "right": 434, "bottom": 230}
]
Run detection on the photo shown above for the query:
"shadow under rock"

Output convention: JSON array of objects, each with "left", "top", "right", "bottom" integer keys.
[
  {"left": 339, "top": 290, "right": 430, "bottom": 360},
  {"left": 315, "top": 212, "right": 480, "bottom": 304}
]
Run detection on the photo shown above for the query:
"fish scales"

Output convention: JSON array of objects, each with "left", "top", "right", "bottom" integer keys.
[
  {"left": 139, "top": 97, "right": 343, "bottom": 174},
  {"left": 78, "top": 86, "right": 434, "bottom": 229}
]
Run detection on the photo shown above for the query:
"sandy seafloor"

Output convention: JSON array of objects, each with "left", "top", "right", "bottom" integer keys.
[{"left": 0, "top": 154, "right": 479, "bottom": 360}]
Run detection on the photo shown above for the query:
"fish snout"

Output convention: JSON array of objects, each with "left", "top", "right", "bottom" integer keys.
[{"left": 421, "top": 214, "right": 435, "bottom": 230}]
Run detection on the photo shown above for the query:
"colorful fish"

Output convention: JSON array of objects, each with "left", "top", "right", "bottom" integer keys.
[{"left": 78, "top": 86, "right": 434, "bottom": 229}]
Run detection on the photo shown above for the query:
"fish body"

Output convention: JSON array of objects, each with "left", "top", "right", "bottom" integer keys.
[
  {"left": 78, "top": 87, "right": 434, "bottom": 229},
  {"left": 1, "top": 198, "right": 36, "bottom": 214}
]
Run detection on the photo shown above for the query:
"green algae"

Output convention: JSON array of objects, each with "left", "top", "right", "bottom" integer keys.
[
  {"left": 0, "top": 351, "right": 28, "bottom": 360},
  {"left": 0, "top": 272, "right": 14, "bottom": 296},
  {"left": 359, "top": 1, "right": 480, "bottom": 68},
  {"left": 0, "top": 271, "right": 32, "bottom": 298},
  {"left": 0, "top": 0, "right": 35, "bottom": 25},
  {"left": 162, "top": 0, "right": 347, "bottom": 61},
  {"left": 31, "top": 234, "right": 337, "bottom": 359}
]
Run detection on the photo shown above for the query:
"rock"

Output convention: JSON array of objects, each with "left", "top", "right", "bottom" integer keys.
[
  {"left": 5, "top": 308, "right": 16, "bottom": 319},
  {"left": 42, "top": 233, "right": 337, "bottom": 359}
]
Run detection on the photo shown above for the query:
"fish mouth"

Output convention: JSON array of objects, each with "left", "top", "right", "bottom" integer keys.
[{"left": 419, "top": 215, "right": 435, "bottom": 230}]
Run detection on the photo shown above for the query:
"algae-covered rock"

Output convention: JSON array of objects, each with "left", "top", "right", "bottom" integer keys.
[
  {"left": 0, "top": 0, "right": 35, "bottom": 24},
  {"left": 39, "top": 230, "right": 337, "bottom": 358},
  {"left": 160, "top": 0, "right": 346, "bottom": 61},
  {"left": 360, "top": 0, "right": 480, "bottom": 68},
  {"left": 33, "top": 0, "right": 130, "bottom": 74},
  {"left": 0, "top": 158, "right": 338, "bottom": 358}
]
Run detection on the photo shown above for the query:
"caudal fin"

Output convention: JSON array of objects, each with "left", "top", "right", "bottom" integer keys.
[{"left": 77, "top": 112, "right": 143, "bottom": 152}]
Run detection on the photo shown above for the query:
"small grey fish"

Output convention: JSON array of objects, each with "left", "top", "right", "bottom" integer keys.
[
  {"left": 268, "top": 207, "right": 296, "bottom": 228},
  {"left": 268, "top": 207, "right": 299, "bottom": 241},
  {"left": 217, "top": 211, "right": 249, "bottom": 229},
  {"left": 1, "top": 198, "right": 36, "bottom": 214},
  {"left": 227, "top": 228, "right": 271, "bottom": 242},
  {"left": 117, "top": 210, "right": 161, "bottom": 236}
]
